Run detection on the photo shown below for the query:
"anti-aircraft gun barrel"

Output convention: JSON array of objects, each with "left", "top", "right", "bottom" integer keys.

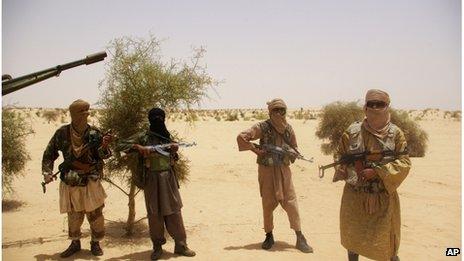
[{"left": 2, "top": 51, "right": 107, "bottom": 96}]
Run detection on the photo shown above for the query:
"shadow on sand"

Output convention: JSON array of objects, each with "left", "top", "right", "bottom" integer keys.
[
  {"left": 224, "top": 241, "right": 295, "bottom": 252},
  {"left": 2, "top": 199, "right": 26, "bottom": 212},
  {"left": 105, "top": 249, "right": 182, "bottom": 260},
  {"left": 34, "top": 250, "right": 101, "bottom": 261}
]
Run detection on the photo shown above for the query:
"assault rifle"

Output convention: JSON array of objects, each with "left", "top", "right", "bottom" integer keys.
[
  {"left": 317, "top": 149, "right": 409, "bottom": 178},
  {"left": 41, "top": 170, "right": 60, "bottom": 193},
  {"left": 144, "top": 142, "right": 197, "bottom": 157},
  {"left": 251, "top": 142, "right": 313, "bottom": 163}
]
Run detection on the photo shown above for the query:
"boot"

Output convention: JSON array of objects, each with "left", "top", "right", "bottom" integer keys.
[
  {"left": 174, "top": 241, "right": 196, "bottom": 257},
  {"left": 261, "top": 232, "right": 274, "bottom": 250},
  {"left": 295, "top": 231, "right": 313, "bottom": 253},
  {"left": 60, "top": 240, "right": 81, "bottom": 258},
  {"left": 151, "top": 244, "right": 163, "bottom": 260},
  {"left": 391, "top": 256, "right": 400, "bottom": 261},
  {"left": 90, "top": 241, "right": 103, "bottom": 256},
  {"left": 348, "top": 250, "right": 359, "bottom": 261}
]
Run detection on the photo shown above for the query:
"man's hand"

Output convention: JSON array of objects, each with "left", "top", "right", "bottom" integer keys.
[
  {"left": 134, "top": 144, "right": 151, "bottom": 157},
  {"left": 170, "top": 144, "right": 179, "bottom": 153},
  {"left": 252, "top": 147, "right": 266, "bottom": 157},
  {"left": 101, "top": 134, "right": 113, "bottom": 149},
  {"left": 43, "top": 174, "right": 55, "bottom": 183},
  {"left": 333, "top": 167, "right": 348, "bottom": 182},
  {"left": 360, "top": 168, "right": 376, "bottom": 181}
]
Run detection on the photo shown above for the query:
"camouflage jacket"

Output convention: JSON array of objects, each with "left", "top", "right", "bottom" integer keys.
[{"left": 42, "top": 124, "right": 111, "bottom": 177}]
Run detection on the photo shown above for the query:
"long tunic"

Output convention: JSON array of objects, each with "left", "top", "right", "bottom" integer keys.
[
  {"left": 42, "top": 124, "right": 110, "bottom": 213},
  {"left": 117, "top": 130, "right": 183, "bottom": 216},
  {"left": 337, "top": 124, "right": 411, "bottom": 260}
]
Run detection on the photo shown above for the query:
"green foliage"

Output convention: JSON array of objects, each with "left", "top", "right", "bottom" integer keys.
[
  {"left": 315, "top": 101, "right": 428, "bottom": 157},
  {"left": 389, "top": 109, "right": 428, "bottom": 157},
  {"left": 98, "top": 35, "right": 217, "bottom": 184},
  {"left": 316, "top": 102, "right": 364, "bottom": 155},
  {"left": 2, "top": 108, "right": 32, "bottom": 195}
]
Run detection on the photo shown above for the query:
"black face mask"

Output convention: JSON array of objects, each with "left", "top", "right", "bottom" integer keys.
[{"left": 148, "top": 108, "right": 171, "bottom": 142}]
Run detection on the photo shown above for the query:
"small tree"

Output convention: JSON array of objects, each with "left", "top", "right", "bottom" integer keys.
[
  {"left": 315, "top": 101, "right": 428, "bottom": 157},
  {"left": 98, "top": 35, "right": 216, "bottom": 235},
  {"left": 2, "top": 108, "right": 33, "bottom": 196}
]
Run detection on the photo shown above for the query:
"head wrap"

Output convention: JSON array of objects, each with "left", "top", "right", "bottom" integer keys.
[
  {"left": 148, "top": 107, "right": 171, "bottom": 142},
  {"left": 363, "top": 89, "right": 391, "bottom": 139},
  {"left": 68, "top": 99, "right": 90, "bottom": 156},
  {"left": 266, "top": 98, "right": 288, "bottom": 134},
  {"left": 69, "top": 99, "right": 90, "bottom": 119},
  {"left": 69, "top": 99, "right": 90, "bottom": 134}
]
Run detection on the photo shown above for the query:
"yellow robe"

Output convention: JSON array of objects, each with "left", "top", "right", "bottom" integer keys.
[{"left": 337, "top": 124, "right": 411, "bottom": 260}]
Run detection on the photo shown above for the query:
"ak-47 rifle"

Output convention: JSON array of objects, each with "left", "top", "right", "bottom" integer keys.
[
  {"left": 318, "top": 149, "right": 409, "bottom": 178},
  {"left": 144, "top": 142, "right": 197, "bottom": 157},
  {"left": 251, "top": 142, "right": 313, "bottom": 163},
  {"left": 41, "top": 170, "right": 60, "bottom": 193}
]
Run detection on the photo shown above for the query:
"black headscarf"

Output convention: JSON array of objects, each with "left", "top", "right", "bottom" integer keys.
[{"left": 148, "top": 108, "right": 171, "bottom": 142}]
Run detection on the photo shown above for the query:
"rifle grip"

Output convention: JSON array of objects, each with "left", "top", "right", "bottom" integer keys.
[{"left": 41, "top": 182, "right": 46, "bottom": 194}]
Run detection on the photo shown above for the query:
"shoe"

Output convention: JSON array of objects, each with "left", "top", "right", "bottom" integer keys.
[
  {"left": 295, "top": 232, "right": 313, "bottom": 253},
  {"left": 348, "top": 250, "right": 359, "bottom": 261},
  {"left": 391, "top": 256, "right": 400, "bottom": 261},
  {"left": 151, "top": 244, "right": 163, "bottom": 260},
  {"left": 90, "top": 241, "right": 103, "bottom": 256},
  {"left": 261, "top": 232, "right": 274, "bottom": 250},
  {"left": 60, "top": 240, "right": 81, "bottom": 258},
  {"left": 174, "top": 242, "right": 196, "bottom": 257}
]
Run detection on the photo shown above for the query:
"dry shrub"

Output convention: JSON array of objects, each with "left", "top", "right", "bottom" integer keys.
[
  {"left": 225, "top": 112, "right": 239, "bottom": 121},
  {"left": 2, "top": 108, "right": 33, "bottom": 195},
  {"left": 42, "top": 110, "right": 60, "bottom": 123},
  {"left": 316, "top": 101, "right": 428, "bottom": 157}
]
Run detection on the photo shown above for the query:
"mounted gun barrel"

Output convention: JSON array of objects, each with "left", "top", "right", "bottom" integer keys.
[{"left": 2, "top": 51, "right": 107, "bottom": 95}]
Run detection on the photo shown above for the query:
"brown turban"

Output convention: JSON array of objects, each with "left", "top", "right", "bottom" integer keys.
[
  {"left": 267, "top": 98, "right": 288, "bottom": 134},
  {"left": 69, "top": 99, "right": 90, "bottom": 134},
  {"left": 363, "top": 89, "right": 391, "bottom": 139}
]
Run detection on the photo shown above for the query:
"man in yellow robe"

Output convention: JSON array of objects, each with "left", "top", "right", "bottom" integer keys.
[{"left": 334, "top": 89, "right": 411, "bottom": 261}]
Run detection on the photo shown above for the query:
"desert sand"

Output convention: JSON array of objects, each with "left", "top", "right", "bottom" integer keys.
[{"left": 2, "top": 109, "right": 461, "bottom": 260}]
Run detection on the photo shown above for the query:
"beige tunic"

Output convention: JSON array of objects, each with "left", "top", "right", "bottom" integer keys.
[
  {"left": 237, "top": 122, "right": 301, "bottom": 232},
  {"left": 59, "top": 180, "right": 107, "bottom": 213},
  {"left": 337, "top": 125, "right": 411, "bottom": 260}
]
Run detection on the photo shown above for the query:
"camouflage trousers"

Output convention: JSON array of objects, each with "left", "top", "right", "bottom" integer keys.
[{"left": 68, "top": 205, "right": 105, "bottom": 241}]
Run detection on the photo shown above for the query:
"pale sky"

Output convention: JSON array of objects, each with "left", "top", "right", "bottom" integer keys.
[{"left": 2, "top": 0, "right": 461, "bottom": 110}]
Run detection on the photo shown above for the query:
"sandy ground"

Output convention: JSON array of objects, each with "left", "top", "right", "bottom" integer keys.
[{"left": 2, "top": 112, "right": 461, "bottom": 260}]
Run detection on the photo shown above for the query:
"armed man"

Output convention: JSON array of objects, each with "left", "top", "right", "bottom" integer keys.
[
  {"left": 116, "top": 108, "right": 195, "bottom": 260},
  {"left": 236, "top": 98, "right": 313, "bottom": 253},
  {"left": 333, "top": 89, "right": 411, "bottom": 261},
  {"left": 42, "top": 99, "right": 112, "bottom": 258}
]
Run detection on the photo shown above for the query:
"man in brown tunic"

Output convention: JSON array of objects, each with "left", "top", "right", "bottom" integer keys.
[
  {"left": 42, "top": 99, "right": 112, "bottom": 257},
  {"left": 334, "top": 90, "right": 411, "bottom": 261},
  {"left": 117, "top": 108, "right": 195, "bottom": 260},
  {"left": 237, "top": 98, "right": 313, "bottom": 253}
]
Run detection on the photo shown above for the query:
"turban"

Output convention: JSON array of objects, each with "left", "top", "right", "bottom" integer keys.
[
  {"left": 266, "top": 98, "right": 288, "bottom": 134},
  {"left": 363, "top": 89, "right": 391, "bottom": 139}
]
